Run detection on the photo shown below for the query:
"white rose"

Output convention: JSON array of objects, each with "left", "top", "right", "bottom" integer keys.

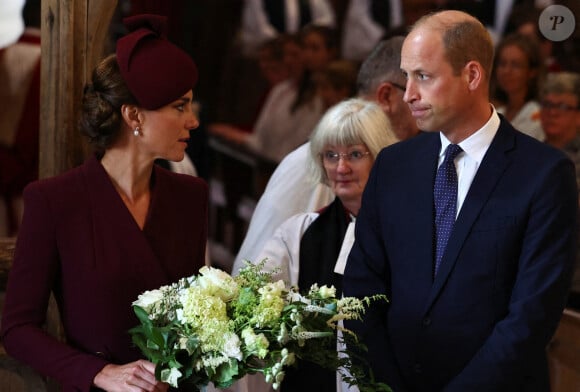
[
  {"left": 197, "top": 266, "right": 239, "bottom": 301},
  {"left": 221, "top": 331, "right": 242, "bottom": 361},
  {"left": 132, "top": 289, "right": 164, "bottom": 312},
  {"left": 318, "top": 285, "right": 336, "bottom": 299}
]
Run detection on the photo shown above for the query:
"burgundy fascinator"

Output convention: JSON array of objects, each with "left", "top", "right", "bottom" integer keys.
[{"left": 116, "top": 14, "right": 198, "bottom": 110}]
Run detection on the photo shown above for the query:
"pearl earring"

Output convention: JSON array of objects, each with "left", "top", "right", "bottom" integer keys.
[{"left": 133, "top": 127, "right": 140, "bottom": 136}]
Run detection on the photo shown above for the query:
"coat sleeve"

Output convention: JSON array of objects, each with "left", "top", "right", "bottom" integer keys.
[
  {"left": 342, "top": 154, "right": 407, "bottom": 390},
  {"left": 1, "top": 183, "right": 108, "bottom": 391},
  {"left": 444, "top": 156, "right": 578, "bottom": 391}
]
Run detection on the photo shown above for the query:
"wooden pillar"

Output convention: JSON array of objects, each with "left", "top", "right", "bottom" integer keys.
[
  {"left": 40, "top": 0, "right": 118, "bottom": 179},
  {"left": 36, "top": 3, "right": 118, "bottom": 390}
]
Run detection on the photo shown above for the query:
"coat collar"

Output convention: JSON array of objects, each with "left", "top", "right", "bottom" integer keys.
[{"left": 81, "top": 155, "right": 171, "bottom": 285}]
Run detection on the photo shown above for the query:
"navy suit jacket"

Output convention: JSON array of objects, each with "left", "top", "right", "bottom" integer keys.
[
  {"left": 1, "top": 156, "right": 208, "bottom": 391},
  {"left": 343, "top": 118, "right": 578, "bottom": 391}
]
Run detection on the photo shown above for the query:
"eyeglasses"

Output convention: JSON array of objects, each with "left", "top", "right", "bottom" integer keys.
[
  {"left": 540, "top": 100, "right": 578, "bottom": 112},
  {"left": 322, "top": 150, "right": 371, "bottom": 166}
]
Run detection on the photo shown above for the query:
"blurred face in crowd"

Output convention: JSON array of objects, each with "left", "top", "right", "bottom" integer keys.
[
  {"left": 384, "top": 82, "right": 419, "bottom": 141},
  {"left": 540, "top": 92, "right": 580, "bottom": 144},
  {"left": 283, "top": 39, "right": 304, "bottom": 81},
  {"left": 302, "top": 31, "right": 335, "bottom": 72},
  {"left": 495, "top": 44, "right": 536, "bottom": 98},
  {"left": 257, "top": 47, "right": 288, "bottom": 86}
]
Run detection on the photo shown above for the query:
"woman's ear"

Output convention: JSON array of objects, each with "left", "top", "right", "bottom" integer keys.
[{"left": 121, "top": 104, "right": 141, "bottom": 129}]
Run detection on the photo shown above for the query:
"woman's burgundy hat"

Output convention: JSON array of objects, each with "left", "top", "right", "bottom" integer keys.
[{"left": 116, "top": 14, "right": 198, "bottom": 110}]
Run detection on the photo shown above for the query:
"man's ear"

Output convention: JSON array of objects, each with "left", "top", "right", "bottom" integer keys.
[
  {"left": 375, "top": 82, "right": 394, "bottom": 114},
  {"left": 464, "top": 61, "right": 484, "bottom": 91}
]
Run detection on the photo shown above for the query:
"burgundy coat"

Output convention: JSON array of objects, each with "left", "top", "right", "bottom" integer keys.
[{"left": 1, "top": 156, "right": 208, "bottom": 391}]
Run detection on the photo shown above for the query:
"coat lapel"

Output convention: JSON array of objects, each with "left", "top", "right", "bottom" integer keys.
[
  {"left": 424, "top": 123, "right": 515, "bottom": 312},
  {"left": 82, "top": 156, "right": 170, "bottom": 288}
]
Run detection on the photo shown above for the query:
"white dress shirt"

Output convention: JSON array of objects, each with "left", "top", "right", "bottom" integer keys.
[{"left": 438, "top": 108, "right": 500, "bottom": 217}]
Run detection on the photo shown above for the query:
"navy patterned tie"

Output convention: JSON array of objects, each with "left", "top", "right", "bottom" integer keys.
[{"left": 434, "top": 144, "right": 463, "bottom": 276}]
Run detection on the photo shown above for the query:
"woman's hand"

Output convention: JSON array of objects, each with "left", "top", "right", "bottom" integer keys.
[{"left": 93, "top": 359, "right": 169, "bottom": 392}]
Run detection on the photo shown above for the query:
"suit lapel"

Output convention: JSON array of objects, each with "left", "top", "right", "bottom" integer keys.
[
  {"left": 411, "top": 136, "right": 442, "bottom": 290},
  {"left": 424, "top": 122, "right": 515, "bottom": 312}
]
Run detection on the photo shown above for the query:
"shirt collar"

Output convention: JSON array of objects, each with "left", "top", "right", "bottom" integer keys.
[{"left": 439, "top": 106, "right": 500, "bottom": 164}]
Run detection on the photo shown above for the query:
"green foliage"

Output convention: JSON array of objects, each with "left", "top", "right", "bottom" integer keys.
[{"left": 129, "top": 260, "right": 391, "bottom": 391}]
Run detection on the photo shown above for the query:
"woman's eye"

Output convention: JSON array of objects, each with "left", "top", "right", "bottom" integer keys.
[{"left": 350, "top": 151, "right": 364, "bottom": 159}]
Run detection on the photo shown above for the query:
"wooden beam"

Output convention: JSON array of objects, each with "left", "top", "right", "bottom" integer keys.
[
  {"left": 40, "top": 0, "right": 117, "bottom": 179},
  {"left": 36, "top": 3, "right": 118, "bottom": 390}
]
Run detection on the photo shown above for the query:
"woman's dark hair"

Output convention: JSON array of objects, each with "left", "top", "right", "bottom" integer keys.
[
  {"left": 491, "top": 33, "right": 543, "bottom": 104},
  {"left": 291, "top": 24, "right": 339, "bottom": 113},
  {"left": 79, "top": 54, "right": 137, "bottom": 153}
]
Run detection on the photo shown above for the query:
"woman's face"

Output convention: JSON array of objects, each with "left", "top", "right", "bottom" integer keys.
[
  {"left": 495, "top": 44, "right": 535, "bottom": 97},
  {"left": 322, "top": 143, "right": 374, "bottom": 212},
  {"left": 540, "top": 92, "right": 580, "bottom": 140},
  {"left": 258, "top": 47, "right": 288, "bottom": 86},
  {"left": 283, "top": 40, "right": 304, "bottom": 81},
  {"left": 302, "top": 32, "right": 335, "bottom": 72},
  {"left": 139, "top": 90, "right": 199, "bottom": 162}
]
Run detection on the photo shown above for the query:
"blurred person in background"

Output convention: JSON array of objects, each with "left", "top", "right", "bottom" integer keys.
[
  {"left": 314, "top": 59, "right": 358, "bottom": 110},
  {"left": 492, "top": 33, "right": 545, "bottom": 140},
  {"left": 232, "top": 35, "right": 419, "bottom": 278},
  {"left": 539, "top": 72, "right": 580, "bottom": 311},
  {"left": 0, "top": 0, "right": 40, "bottom": 237},
  {"left": 239, "top": 0, "right": 335, "bottom": 56},
  {"left": 252, "top": 98, "right": 398, "bottom": 392}
]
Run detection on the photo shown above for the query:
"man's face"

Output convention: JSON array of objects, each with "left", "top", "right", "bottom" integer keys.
[
  {"left": 388, "top": 85, "right": 420, "bottom": 140},
  {"left": 401, "top": 28, "right": 472, "bottom": 137}
]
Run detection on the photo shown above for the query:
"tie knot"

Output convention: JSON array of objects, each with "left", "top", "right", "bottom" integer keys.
[{"left": 444, "top": 144, "right": 462, "bottom": 163}]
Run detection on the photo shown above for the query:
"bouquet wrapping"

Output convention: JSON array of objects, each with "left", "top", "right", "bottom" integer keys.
[{"left": 130, "top": 261, "right": 390, "bottom": 391}]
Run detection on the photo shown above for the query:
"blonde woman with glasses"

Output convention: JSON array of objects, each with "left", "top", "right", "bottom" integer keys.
[{"left": 243, "top": 98, "right": 397, "bottom": 392}]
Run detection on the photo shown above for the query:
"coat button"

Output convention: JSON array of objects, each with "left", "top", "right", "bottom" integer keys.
[{"left": 422, "top": 317, "right": 431, "bottom": 326}]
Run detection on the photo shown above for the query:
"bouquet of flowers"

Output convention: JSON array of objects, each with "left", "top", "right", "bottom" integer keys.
[{"left": 129, "top": 260, "right": 390, "bottom": 391}]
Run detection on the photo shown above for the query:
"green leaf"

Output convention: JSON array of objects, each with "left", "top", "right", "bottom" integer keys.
[{"left": 133, "top": 306, "right": 152, "bottom": 326}]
